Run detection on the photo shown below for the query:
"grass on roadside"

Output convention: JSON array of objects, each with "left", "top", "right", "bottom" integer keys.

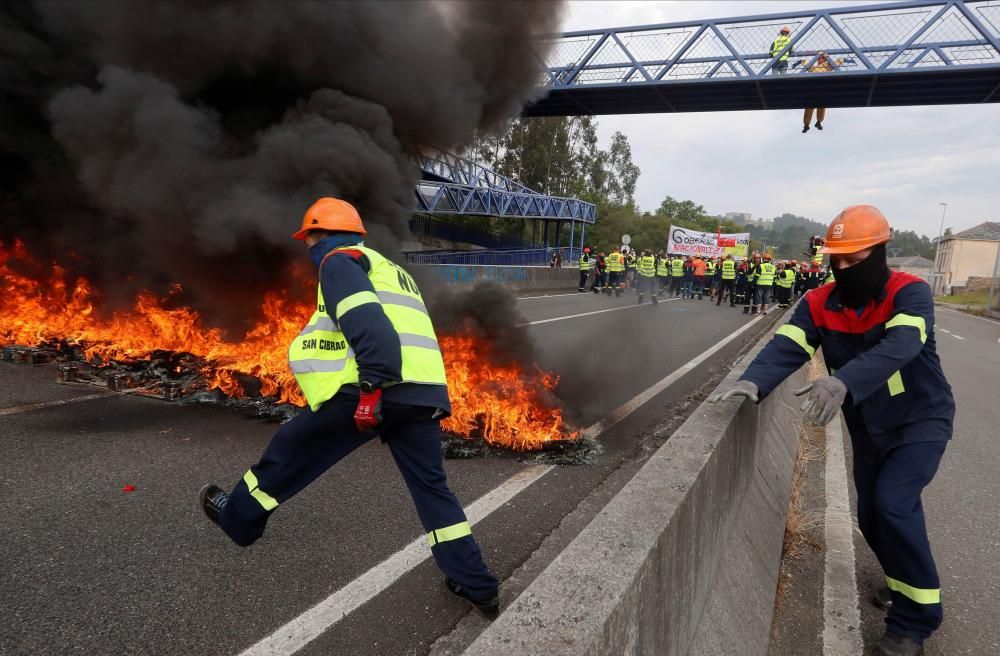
[
  {"left": 938, "top": 290, "right": 991, "bottom": 306},
  {"left": 773, "top": 358, "right": 827, "bottom": 610}
]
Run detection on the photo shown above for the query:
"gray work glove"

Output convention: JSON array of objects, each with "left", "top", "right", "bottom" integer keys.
[
  {"left": 707, "top": 380, "right": 759, "bottom": 404},
  {"left": 793, "top": 376, "right": 847, "bottom": 426}
]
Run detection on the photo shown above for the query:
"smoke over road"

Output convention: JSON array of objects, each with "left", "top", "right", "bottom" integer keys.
[{"left": 1, "top": 0, "right": 562, "bottom": 327}]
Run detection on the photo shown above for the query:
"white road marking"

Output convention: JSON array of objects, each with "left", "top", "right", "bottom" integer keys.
[
  {"left": 237, "top": 466, "right": 553, "bottom": 656},
  {"left": 236, "top": 303, "right": 779, "bottom": 656},
  {"left": 517, "top": 292, "right": 584, "bottom": 300},
  {"left": 939, "top": 328, "right": 951, "bottom": 334},
  {"left": 952, "top": 334, "right": 965, "bottom": 341},
  {"left": 524, "top": 297, "right": 680, "bottom": 325},
  {"left": 938, "top": 307, "right": 1000, "bottom": 326},
  {"left": 582, "top": 306, "right": 776, "bottom": 438},
  {"left": 822, "top": 415, "right": 863, "bottom": 656},
  {"left": 0, "top": 393, "right": 109, "bottom": 416}
]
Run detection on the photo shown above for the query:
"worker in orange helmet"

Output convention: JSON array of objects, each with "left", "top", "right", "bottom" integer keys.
[
  {"left": 578, "top": 247, "right": 592, "bottom": 292},
  {"left": 770, "top": 25, "right": 793, "bottom": 75},
  {"left": 199, "top": 197, "right": 500, "bottom": 616},
  {"left": 710, "top": 205, "right": 954, "bottom": 655}
]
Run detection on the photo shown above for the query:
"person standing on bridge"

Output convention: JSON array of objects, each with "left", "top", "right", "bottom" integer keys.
[
  {"left": 198, "top": 197, "right": 500, "bottom": 617},
  {"left": 770, "top": 25, "right": 793, "bottom": 75},
  {"left": 708, "top": 205, "right": 953, "bottom": 656}
]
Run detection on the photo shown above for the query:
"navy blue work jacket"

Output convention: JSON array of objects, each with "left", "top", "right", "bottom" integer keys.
[{"left": 740, "top": 272, "right": 954, "bottom": 451}]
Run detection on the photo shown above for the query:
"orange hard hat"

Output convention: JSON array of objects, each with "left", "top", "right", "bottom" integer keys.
[
  {"left": 820, "top": 205, "right": 892, "bottom": 254},
  {"left": 780, "top": 25, "right": 791, "bottom": 33},
  {"left": 292, "top": 197, "right": 366, "bottom": 240}
]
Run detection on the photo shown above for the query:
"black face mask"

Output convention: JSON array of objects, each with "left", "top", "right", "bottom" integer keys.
[{"left": 832, "top": 244, "right": 890, "bottom": 308}]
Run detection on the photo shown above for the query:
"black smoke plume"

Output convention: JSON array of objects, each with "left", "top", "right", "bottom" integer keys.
[{"left": 1, "top": 0, "right": 563, "bottom": 329}]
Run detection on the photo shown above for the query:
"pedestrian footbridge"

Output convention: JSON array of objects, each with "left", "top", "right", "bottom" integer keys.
[{"left": 526, "top": 0, "right": 1000, "bottom": 115}]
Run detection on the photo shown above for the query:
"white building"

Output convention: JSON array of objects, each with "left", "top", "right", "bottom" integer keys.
[{"left": 724, "top": 212, "right": 752, "bottom": 223}]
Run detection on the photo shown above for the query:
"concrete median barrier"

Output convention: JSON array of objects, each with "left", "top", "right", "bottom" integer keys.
[
  {"left": 462, "top": 321, "right": 803, "bottom": 656},
  {"left": 410, "top": 264, "right": 578, "bottom": 292}
]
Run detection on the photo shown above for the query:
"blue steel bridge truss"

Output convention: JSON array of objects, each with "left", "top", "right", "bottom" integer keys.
[
  {"left": 526, "top": 0, "right": 1000, "bottom": 115},
  {"left": 415, "top": 150, "right": 596, "bottom": 224}
]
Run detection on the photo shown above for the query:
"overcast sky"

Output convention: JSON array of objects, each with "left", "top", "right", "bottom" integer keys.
[{"left": 559, "top": 0, "right": 1000, "bottom": 237}]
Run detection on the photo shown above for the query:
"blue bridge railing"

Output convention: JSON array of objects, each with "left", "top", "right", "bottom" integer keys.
[
  {"left": 541, "top": 0, "right": 1000, "bottom": 86},
  {"left": 404, "top": 247, "right": 582, "bottom": 267},
  {"left": 407, "top": 215, "right": 540, "bottom": 250},
  {"left": 527, "top": 0, "right": 1000, "bottom": 114}
]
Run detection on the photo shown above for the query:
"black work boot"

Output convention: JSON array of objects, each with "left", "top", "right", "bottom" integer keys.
[
  {"left": 815, "top": 121, "right": 823, "bottom": 130},
  {"left": 802, "top": 125, "right": 809, "bottom": 133},
  {"left": 743, "top": 306, "right": 750, "bottom": 314},
  {"left": 199, "top": 483, "right": 230, "bottom": 527},
  {"left": 876, "top": 631, "right": 923, "bottom": 655},
  {"left": 873, "top": 586, "right": 893, "bottom": 610},
  {"left": 445, "top": 577, "right": 499, "bottom": 618}
]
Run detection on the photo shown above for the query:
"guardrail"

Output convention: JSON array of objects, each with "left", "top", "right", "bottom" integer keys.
[{"left": 463, "top": 315, "right": 802, "bottom": 656}]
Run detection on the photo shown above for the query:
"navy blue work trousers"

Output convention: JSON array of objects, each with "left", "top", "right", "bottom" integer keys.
[
  {"left": 850, "top": 421, "right": 948, "bottom": 645},
  {"left": 218, "top": 393, "right": 499, "bottom": 599}
]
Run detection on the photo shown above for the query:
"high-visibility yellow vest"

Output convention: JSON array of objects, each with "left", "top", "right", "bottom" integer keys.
[
  {"left": 626, "top": 253, "right": 636, "bottom": 269},
  {"left": 757, "top": 262, "right": 777, "bottom": 286},
  {"left": 670, "top": 258, "right": 684, "bottom": 276},
  {"left": 656, "top": 258, "right": 669, "bottom": 276},
  {"left": 607, "top": 252, "right": 624, "bottom": 272},
  {"left": 638, "top": 255, "right": 656, "bottom": 277},
  {"left": 722, "top": 260, "right": 736, "bottom": 280},
  {"left": 812, "top": 247, "right": 824, "bottom": 266},
  {"left": 288, "top": 246, "right": 447, "bottom": 411},
  {"left": 771, "top": 35, "right": 792, "bottom": 61},
  {"left": 579, "top": 254, "right": 591, "bottom": 271},
  {"left": 776, "top": 269, "right": 795, "bottom": 288},
  {"left": 705, "top": 261, "right": 716, "bottom": 276}
]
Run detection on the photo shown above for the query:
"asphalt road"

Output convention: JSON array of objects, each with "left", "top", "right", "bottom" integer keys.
[
  {"left": 0, "top": 288, "right": 779, "bottom": 656},
  {"left": 769, "top": 307, "right": 1000, "bottom": 655},
  {"left": 853, "top": 308, "right": 1000, "bottom": 655}
]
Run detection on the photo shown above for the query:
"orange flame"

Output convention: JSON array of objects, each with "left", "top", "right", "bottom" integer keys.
[{"left": 0, "top": 240, "right": 575, "bottom": 450}]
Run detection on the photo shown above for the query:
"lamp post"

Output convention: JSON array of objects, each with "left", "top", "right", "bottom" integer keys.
[
  {"left": 931, "top": 202, "right": 948, "bottom": 295},
  {"left": 987, "top": 240, "right": 1000, "bottom": 317}
]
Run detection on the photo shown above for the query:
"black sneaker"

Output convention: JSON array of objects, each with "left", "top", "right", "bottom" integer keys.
[
  {"left": 873, "top": 586, "right": 893, "bottom": 610},
  {"left": 199, "top": 483, "right": 229, "bottom": 526},
  {"left": 876, "top": 631, "right": 923, "bottom": 655},
  {"left": 445, "top": 577, "right": 499, "bottom": 618},
  {"left": 815, "top": 121, "right": 823, "bottom": 130},
  {"left": 802, "top": 125, "right": 809, "bottom": 133}
]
